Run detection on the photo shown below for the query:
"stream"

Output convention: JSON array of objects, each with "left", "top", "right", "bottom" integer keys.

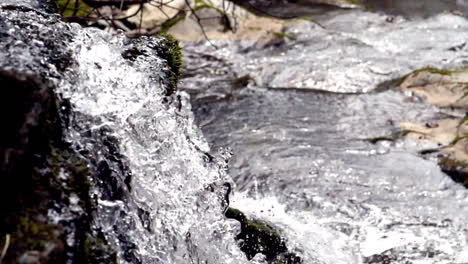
[
  {"left": 1, "top": 0, "right": 468, "bottom": 263},
  {"left": 181, "top": 1, "right": 468, "bottom": 263}
]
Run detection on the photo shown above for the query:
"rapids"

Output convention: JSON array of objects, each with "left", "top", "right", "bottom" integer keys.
[
  {"left": 1, "top": 0, "right": 468, "bottom": 263},
  {"left": 181, "top": 1, "right": 468, "bottom": 263}
]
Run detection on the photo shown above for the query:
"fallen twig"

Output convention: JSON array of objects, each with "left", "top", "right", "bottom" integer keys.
[{"left": 0, "top": 234, "right": 11, "bottom": 263}]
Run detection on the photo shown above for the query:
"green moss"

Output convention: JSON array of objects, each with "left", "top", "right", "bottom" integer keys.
[
  {"left": 458, "top": 115, "right": 468, "bottom": 128},
  {"left": 193, "top": 3, "right": 213, "bottom": 11},
  {"left": 270, "top": 31, "right": 296, "bottom": 40},
  {"left": 376, "top": 66, "right": 468, "bottom": 91},
  {"left": 375, "top": 75, "right": 408, "bottom": 92},
  {"left": 412, "top": 67, "right": 456, "bottom": 76},
  {"left": 456, "top": 83, "right": 468, "bottom": 102},
  {"left": 449, "top": 133, "right": 468, "bottom": 145},
  {"left": 82, "top": 235, "right": 117, "bottom": 264},
  {"left": 1, "top": 208, "right": 65, "bottom": 263},
  {"left": 366, "top": 130, "right": 415, "bottom": 144},
  {"left": 439, "top": 157, "right": 468, "bottom": 168},
  {"left": 48, "top": 145, "right": 96, "bottom": 212},
  {"left": 158, "top": 14, "right": 187, "bottom": 33},
  {"left": 0, "top": 71, "right": 114, "bottom": 262},
  {"left": 247, "top": 26, "right": 262, "bottom": 31},
  {"left": 155, "top": 33, "right": 183, "bottom": 96},
  {"left": 293, "top": 17, "right": 323, "bottom": 28},
  {"left": 10, "top": 216, "right": 61, "bottom": 252},
  {"left": 225, "top": 207, "right": 247, "bottom": 223},
  {"left": 457, "top": 90, "right": 468, "bottom": 102},
  {"left": 53, "top": 0, "right": 91, "bottom": 18},
  {"left": 347, "top": 0, "right": 370, "bottom": 9}
]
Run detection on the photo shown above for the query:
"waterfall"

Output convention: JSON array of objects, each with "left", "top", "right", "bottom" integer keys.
[
  {"left": 0, "top": 1, "right": 248, "bottom": 263},
  {"left": 56, "top": 27, "right": 247, "bottom": 263}
]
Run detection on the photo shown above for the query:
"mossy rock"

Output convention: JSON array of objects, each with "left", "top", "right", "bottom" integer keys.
[
  {"left": 376, "top": 66, "right": 468, "bottom": 92},
  {"left": 155, "top": 33, "right": 183, "bottom": 96},
  {"left": 0, "top": 69, "right": 116, "bottom": 263},
  {"left": 225, "top": 207, "right": 302, "bottom": 263},
  {"left": 439, "top": 157, "right": 468, "bottom": 187},
  {"left": 366, "top": 130, "right": 414, "bottom": 144}
]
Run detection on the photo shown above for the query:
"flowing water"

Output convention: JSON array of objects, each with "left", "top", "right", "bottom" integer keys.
[
  {"left": 3, "top": 0, "right": 468, "bottom": 263},
  {"left": 181, "top": 1, "right": 468, "bottom": 263},
  {"left": 55, "top": 28, "right": 252, "bottom": 264},
  {"left": 1, "top": 1, "right": 248, "bottom": 263}
]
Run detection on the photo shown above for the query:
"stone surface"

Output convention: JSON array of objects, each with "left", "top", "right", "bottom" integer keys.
[
  {"left": 400, "top": 68, "right": 468, "bottom": 110},
  {"left": 398, "top": 67, "right": 468, "bottom": 187}
]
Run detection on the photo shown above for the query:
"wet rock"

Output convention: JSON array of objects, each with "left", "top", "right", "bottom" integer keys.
[
  {"left": 225, "top": 207, "right": 302, "bottom": 263},
  {"left": 399, "top": 119, "right": 462, "bottom": 146},
  {"left": 362, "top": 249, "right": 398, "bottom": 264},
  {"left": 0, "top": 68, "right": 114, "bottom": 263},
  {"left": 0, "top": 1, "right": 182, "bottom": 263},
  {"left": 399, "top": 67, "right": 468, "bottom": 111},
  {"left": 396, "top": 67, "right": 468, "bottom": 187},
  {"left": 1, "top": 0, "right": 246, "bottom": 262},
  {"left": 438, "top": 157, "right": 468, "bottom": 187}
]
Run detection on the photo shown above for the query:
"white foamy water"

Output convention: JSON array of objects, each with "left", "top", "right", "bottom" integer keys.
[{"left": 57, "top": 27, "right": 248, "bottom": 263}]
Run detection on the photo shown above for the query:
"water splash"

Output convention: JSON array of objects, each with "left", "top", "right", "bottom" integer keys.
[{"left": 54, "top": 24, "right": 248, "bottom": 264}]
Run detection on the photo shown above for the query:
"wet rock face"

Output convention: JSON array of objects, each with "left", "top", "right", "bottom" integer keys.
[
  {"left": 0, "top": 70, "right": 52, "bottom": 173},
  {"left": 0, "top": 5, "right": 118, "bottom": 264},
  {"left": 0, "top": 5, "right": 73, "bottom": 76},
  {"left": 0, "top": 0, "right": 56, "bottom": 11},
  {"left": 0, "top": 69, "right": 119, "bottom": 264},
  {"left": 395, "top": 67, "right": 468, "bottom": 188},
  {"left": 225, "top": 207, "right": 302, "bottom": 263},
  {"left": 0, "top": 2, "right": 242, "bottom": 264}
]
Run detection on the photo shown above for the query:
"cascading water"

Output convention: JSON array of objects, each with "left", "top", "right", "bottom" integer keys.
[
  {"left": 55, "top": 22, "right": 248, "bottom": 264},
  {"left": 2, "top": 0, "right": 468, "bottom": 263},
  {"left": 0, "top": 1, "right": 250, "bottom": 263},
  {"left": 181, "top": 2, "right": 468, "bottom": 264},
  {"left": 182, "top": 11, "right": 468, "bottom": 94}
]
